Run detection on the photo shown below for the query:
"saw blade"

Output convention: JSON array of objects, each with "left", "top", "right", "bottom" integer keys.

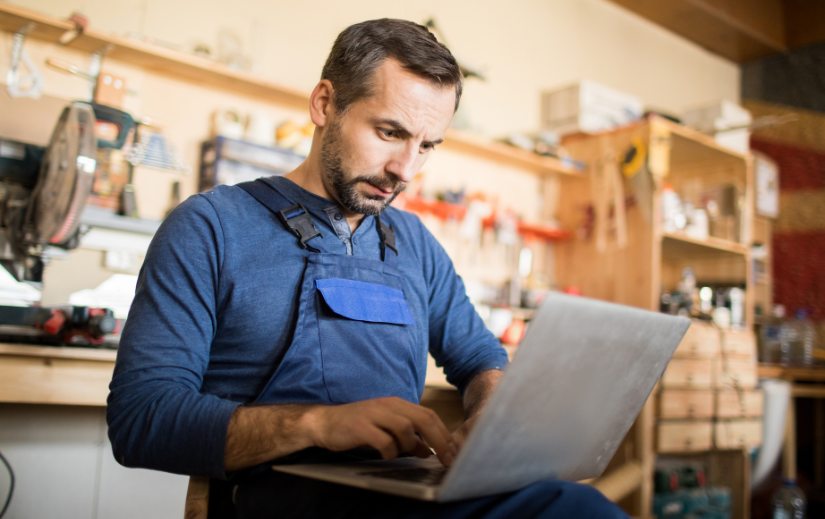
[{"left": 33, "top": 102, "right": 97, "bottom": 246}]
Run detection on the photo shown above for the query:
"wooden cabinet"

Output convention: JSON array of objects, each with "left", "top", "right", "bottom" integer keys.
[
  {"left": 553, "top": 118, "right": 760, "bottom": 517},
  {"left": 716, "top": 389, "right": 764, "bottom": 418},
  {"left": 662, "top": 359, "right": 714, "bottom": 389},
  {"left": 714, "top": 419, "right": 763, "bottom": 449},
  {"left": 659, "top": 390, "right": 714, "bottom": 419},
  {"left": 657, "top": 420, "right": 714, "bottom": 452},
  {"left": 674, "top": 321, "right": 721, "bottom": 358}
]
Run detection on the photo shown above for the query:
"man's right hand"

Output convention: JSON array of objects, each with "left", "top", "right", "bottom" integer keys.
[
  {"left": 224, "top": 397, "right": 457, "bottom": 472},
  {"left": 305, "top": 397, "right": 457, "bottom": 466}
]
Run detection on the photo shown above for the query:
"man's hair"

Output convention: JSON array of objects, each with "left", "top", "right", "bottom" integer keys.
[{"left": 321, "top": 19, "right": 463, "bottom": 114}]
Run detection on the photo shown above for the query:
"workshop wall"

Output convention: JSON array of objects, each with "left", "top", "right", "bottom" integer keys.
[
  {"left": 1, "top": 0, "right": 741, "bottom": 305},
  {"left": 7, "top": 0, "right": 739, "bottom": 136}
]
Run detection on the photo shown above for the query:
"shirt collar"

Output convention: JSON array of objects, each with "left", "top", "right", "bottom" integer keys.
[{"left": 261, "top": 175, "right": 375, "bottom": 236}]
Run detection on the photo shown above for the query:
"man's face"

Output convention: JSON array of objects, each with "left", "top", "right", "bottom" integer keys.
[{"left": 320, "top": 59, "right": 456, "bottom": 216}]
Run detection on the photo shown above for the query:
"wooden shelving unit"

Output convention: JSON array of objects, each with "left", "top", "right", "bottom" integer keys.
[
  {"left": 0, "top": 2, "right": 579, "bottom": 178},
  {"left": 553, "top": 118, "right": 755, "bottom": 517}
]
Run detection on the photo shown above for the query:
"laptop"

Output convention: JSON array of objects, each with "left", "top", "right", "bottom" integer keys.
[{"left": 274, "top": 293, "right": 690, "bottom": 502}]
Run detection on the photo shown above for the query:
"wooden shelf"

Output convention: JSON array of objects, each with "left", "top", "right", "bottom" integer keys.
[
  {"left": 0, "top": 2, "right": 580, "bottom": 178},
  {"left": 757, "top": 363, "right": 825, "bottom": 382},
  {"left": 661, "top": 231, "right": 749, "bottom": 259},
  {"left": 660, "top": 116, "right": 750, "bottom": 169},
  {"left": 443, "top": 128, "right": 580, "bottom": 176}
]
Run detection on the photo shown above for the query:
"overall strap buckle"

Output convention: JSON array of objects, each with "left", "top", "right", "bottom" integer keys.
[
  {"left": 277, "top": 204, "right": 323, "bottom": 253},
  {"left": 376, "top": 216, "right": 398, "bottom": 261}
]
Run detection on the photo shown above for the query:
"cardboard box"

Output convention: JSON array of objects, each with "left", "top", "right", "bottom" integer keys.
[{"left": 541, "top": 80, "right": 643, "bottom": 135}]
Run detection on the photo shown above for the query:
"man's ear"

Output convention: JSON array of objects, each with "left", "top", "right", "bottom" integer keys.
[{"left": 309, "top": 79, "right": 334, "bottom": 127}]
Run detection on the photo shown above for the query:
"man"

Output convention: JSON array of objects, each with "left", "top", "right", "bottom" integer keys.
[{"left": 107, "top": 19, "right": 627, "bottom": 518}]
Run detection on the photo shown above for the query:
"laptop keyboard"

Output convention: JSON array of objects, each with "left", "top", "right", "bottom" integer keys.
[{"left": 359, "top": 466, "right": 449, "bottom": 486}]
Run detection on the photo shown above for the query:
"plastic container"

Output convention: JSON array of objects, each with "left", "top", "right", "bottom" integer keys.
[
  {"left": 772, "top": 479, "right": 806, "bottom": 518},
  {"left": 779, "top": 314, "right": 798, "bottom": 366},
  {"left": 793, "top": 309, "right": 817, "bottom": 366},
  {"left": 760, "top": 305, "right": 785, "bottom": 364}
]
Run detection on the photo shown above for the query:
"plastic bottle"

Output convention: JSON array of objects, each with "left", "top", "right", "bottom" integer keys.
[
  {"left": 779, "top": 311, "right": 797, "bottom": 366},
  {"left": 793, "top": 309, "right": 817, "bottom": 366},
  {"left": 760, "top": 305, "right": 785, "bottom": 364},
  {"left": 772, "top": 479, "right": 806, "bottom": 519}
]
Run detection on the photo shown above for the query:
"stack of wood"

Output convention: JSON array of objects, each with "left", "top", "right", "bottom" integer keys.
[{"left": 657, "top": 320, "right": 764, "bottom": 453}]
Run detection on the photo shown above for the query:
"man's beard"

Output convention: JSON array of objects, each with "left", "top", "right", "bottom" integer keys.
[{"left": 320, "top": 120, "right": 406, "bottom": 216}]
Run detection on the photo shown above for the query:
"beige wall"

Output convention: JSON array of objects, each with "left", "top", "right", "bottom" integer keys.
[
  {"left": 1, "top": 0, "right": 740, "bottom": 302},
  {"left": 8, "top": 0, "right": 739, "bottom": 136}
]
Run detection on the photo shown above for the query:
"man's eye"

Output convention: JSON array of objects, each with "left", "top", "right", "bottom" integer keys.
[
  {"left": 420, "top": 143, "right": 436, "bottom": 153},
  {"left": 380, "top": 129, "right": 396, "bottom": 138}
]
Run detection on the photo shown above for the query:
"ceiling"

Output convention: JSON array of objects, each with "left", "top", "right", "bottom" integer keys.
[{"left": 606, "top": 0, "right": 825, "bottom": 63}]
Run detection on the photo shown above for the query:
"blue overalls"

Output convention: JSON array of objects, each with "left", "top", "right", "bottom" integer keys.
[{"left": 210, "top": 179, "right": 629, "bottom": 519}]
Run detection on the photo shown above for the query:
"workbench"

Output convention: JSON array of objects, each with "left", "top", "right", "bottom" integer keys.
[{"left": 0, "top": 343, "right": 116, "bottom": 406}]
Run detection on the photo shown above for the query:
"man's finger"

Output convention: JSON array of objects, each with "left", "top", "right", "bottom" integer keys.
[
  {"left": 374, "top": 413, "right": 422, "bottom": 455},
  {"left": 409, "top": 439, "right": 434, "bottom": 459},
  {"left": 363, "top": 426, "right": 400, "bottom": 460},
  {"left": 400, "top": 405, "right": 455, "bottom": 466}
]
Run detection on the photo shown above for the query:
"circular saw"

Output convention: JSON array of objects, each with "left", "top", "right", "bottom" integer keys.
[
  {"left": 1, "top": 101, "right": 97, "bottom": 282},
  {"left": 30, "top": 101, "right": 97, "bottom": 247}
]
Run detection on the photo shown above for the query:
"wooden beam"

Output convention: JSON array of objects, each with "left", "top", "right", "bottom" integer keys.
[
  {"left": 606, "top": 0, "right": 787, "bottom": 63},
  {"left": 590, "top": 461, "right": 644, "bottom": 503},
  {"left": 783, "top": 0, "right": 825, "bottom": 49}
]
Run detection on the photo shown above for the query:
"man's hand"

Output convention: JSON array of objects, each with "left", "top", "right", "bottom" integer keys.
[
  {"left": 306, "top": 397, "right": 457, "bottom": 466},
  {"left": 224, "top": 397, "right": 457, "bottom": 472}
]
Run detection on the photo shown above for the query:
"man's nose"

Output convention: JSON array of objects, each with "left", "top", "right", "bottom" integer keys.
[{"left": 387, "top": 142, "right": 419, "bottom": 183}]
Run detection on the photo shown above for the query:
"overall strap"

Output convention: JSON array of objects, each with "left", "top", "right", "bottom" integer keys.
[
  {"left": 375, "top": 214, "right": 398, "bottom": 267},
  {"left": 237, "top": 179, "right": 326, "bottom": 253}
]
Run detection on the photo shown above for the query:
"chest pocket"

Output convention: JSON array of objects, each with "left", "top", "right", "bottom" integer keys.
[{"left": 315, "top": 278, "right": 419, "bottom": 403}]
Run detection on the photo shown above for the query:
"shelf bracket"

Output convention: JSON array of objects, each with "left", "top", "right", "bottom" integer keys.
[{"left": 5, "top": 22, "right": 44, "bottom": 99}]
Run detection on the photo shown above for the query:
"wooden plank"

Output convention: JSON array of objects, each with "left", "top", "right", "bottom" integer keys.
[
  {"left": 656, "top": 420, "right": 713, "bottom": 452},
  {"left": 0, "top": 354, "right": 114, "bottom": 406},
  {"left": 757, "top": 364, "right": 825, "bottom": 382},
  {"left": 661, "top": 232, "right": 749, "bottom": 257},
  {"left": 791, "top": 384, "right": 825, "bottom": 399},
  {"left": 659, "top": 390, "right": 714, "bottom": 419},
  {"left": 443, "top": 129, "right": 579, "bottom": 177},
  {"left": 590, "top": 461, "right": 643, "bottom": 503},
  {"left": 783, "top": 0, "right": 825, "bottom": 49},
  {"left": 605, "top": 0, "right": 785, "bottom": 63},
  {"left": 716, "top": 389, "right": 764, "bottom": 418},
  {"left": 0, "top": 343, "right": 117, "bottom": 362}
]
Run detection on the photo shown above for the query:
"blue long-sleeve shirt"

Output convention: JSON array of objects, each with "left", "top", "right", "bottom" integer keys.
[{"left": 106, "top": 176, "right": 509, "bottom": 479}]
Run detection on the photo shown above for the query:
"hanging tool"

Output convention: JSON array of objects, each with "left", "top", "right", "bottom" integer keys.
[
  {"left": 621, "top": 136, "right": 654, "bottom": 224},
  {"left": 592, "top": 150, "right": 627, "bottom": 252},
  {"left": 6, "top": 23, "right": 44, "bottom": 99}
]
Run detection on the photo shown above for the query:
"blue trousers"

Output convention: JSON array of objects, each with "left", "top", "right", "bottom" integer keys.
[{"left": 213, "top": 470, "right": 630, "bottom": 519}]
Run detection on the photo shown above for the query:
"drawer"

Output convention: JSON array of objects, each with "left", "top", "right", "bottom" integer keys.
[
  {"left": 721, "top": 329, "right": 757, "bottom": 358},
  {"left": 673, "top": 321, "right": 721, "bottom": 358},
  {"left": 659, "top": 390, "right": 714, "bottom": 419},
  {"left": 662, "top": 359, "right": 713, "bottom": 389},
  {"left": 714, "top": 419, "right": 762, "bottom": 449},
  {"left": 713, "top": 358, "right": 758, "bottom": 389},
  {"left": 716, "top": 389, "right": 764, "bottom": 418},
  {"left": 657, "top": 420, "right": 713, "bottom": 453}
]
